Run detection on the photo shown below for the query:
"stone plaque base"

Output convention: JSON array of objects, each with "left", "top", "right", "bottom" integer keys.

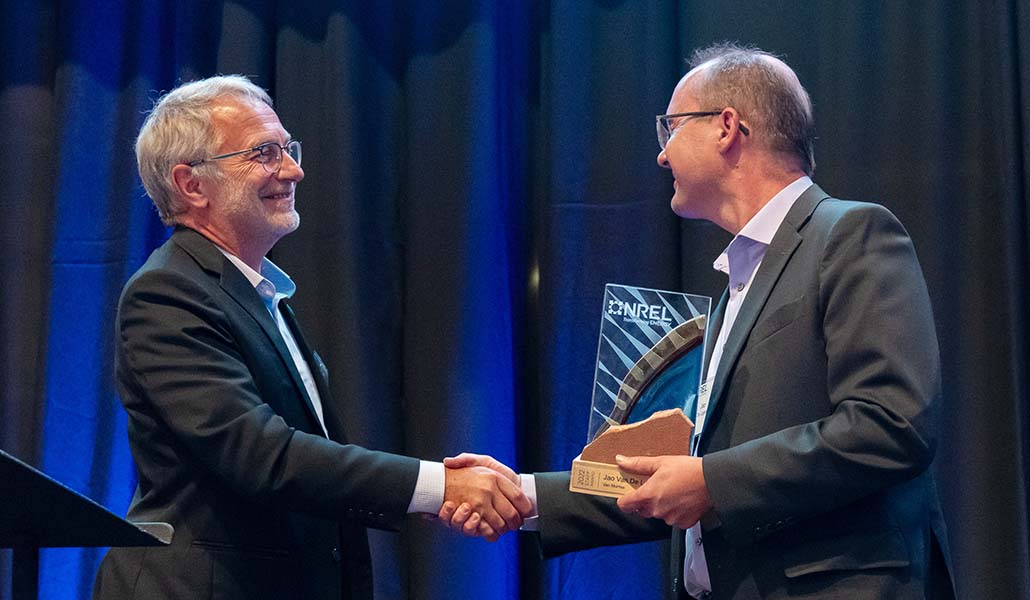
[{"left": 569, "top": 408, "right": 694, "bottom": 498}]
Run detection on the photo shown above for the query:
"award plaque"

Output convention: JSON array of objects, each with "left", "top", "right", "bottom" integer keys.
[{"left": 570, "top": 284, "right": 710, "bottom": 497}]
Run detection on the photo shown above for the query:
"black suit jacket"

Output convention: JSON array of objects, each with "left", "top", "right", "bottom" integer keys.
[
  {"left": 534, "top": 185, "right": 953, "bottom": 599},
  {"left": 93, "top": 228, "right": 420, "bottom": 600}
]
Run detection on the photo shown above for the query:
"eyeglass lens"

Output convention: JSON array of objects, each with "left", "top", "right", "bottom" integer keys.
[
  {"left": 284, "top": 140, "right": 301, "bottom": 167},
  {"left": 259, "top": 141, "right": 302, "bottom": 173},
  {"left": 657, "top": 118, "right": 673, "bottom": 150}
]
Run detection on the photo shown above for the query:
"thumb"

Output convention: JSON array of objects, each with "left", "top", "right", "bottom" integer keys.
[
  {"left": 443, "top": 453, "right": 481, "bottom": 468},
  {"left": 443, "top": 454, "right": 519, "bottom": 485},
  {"left": 615, "top": 454, "right": 660, "bottom": 476}
]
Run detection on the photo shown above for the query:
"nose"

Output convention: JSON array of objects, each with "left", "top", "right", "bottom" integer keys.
[
  {"left": 657, "top": 148, "right": 670, "bottom": 169},
  {"left": 277, "top": 152, "right": 304, "bottom": 182}
]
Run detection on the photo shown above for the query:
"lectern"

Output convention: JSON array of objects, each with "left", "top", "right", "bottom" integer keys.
[{"left": 0, "top": 449, "right": 172, "bottom": 599}]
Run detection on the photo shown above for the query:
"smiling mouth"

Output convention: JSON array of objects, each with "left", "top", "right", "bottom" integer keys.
[{"left": 262, "top": 191, "right": 293, "bottom": 201}]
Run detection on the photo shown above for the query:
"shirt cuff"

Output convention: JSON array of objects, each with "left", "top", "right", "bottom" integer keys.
[
  {"left": 520, "top": 473, "right": 540, "bottom": 530},
  {"left": 406, "top": 460, "right": 445, "bottom": 513}
]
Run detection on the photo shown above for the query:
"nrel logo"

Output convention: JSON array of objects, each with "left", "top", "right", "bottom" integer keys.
[{"left": 607, "top": 299, "right": 673, "bottom": 323}]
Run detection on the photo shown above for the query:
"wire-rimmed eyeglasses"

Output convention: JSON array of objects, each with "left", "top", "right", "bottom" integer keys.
[
  {"left": 656, "top": 111, "right": 750, "bottom": 150},
  {"left": 187, "top": 140, "right": 302, "bottom": 174}
]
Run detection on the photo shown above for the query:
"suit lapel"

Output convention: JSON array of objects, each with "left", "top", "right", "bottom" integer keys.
[
  {"left": 699, "top": 185, "right": 830, "bottom": 448},
  {"left": 703, "top": 288, "right": 729, "bottom": 380},
  {"left": 171, "top": 228, "right": 327, "bottom": 436},
  {"left": 279, "top": 299, "right": 347, "bottom": 443}
]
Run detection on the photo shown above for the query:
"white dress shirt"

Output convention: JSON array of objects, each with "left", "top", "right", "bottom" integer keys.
[{"left": 684, "top": 175, "right": 812, "bottom": 596}]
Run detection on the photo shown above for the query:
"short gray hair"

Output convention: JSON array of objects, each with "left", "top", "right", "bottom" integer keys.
[
  {"left": 135, "top": 75, "right": 273, "bottom": 225},
  {"left": 688, "top": 43, "right": 816, "bottom": 175}
]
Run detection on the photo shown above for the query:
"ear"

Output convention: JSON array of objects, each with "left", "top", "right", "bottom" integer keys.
[
  {"left": 716, "top": 107, "right": 747, "bottom": 155},
  {"left": 171, "top": 164, "right": 212, "bottom": 211}
]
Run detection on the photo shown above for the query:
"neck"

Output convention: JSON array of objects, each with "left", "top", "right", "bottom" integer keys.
[
  {"left": 180, "top": 218, "right": 270, "bottom": 271},
  {"left": 220, "top": 244, "right": 266, "bottom": 273},
  {"left": 715, "top": 166, "right": 805, "bottom": 235}
]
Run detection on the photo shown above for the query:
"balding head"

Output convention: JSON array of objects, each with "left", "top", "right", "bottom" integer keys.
[{"left": 685, "top": 43, "right": 815, "bottom": 176}]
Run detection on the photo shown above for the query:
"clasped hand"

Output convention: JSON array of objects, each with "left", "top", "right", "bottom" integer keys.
[{"left": 442, "top": 455, "right": 533, "bottom": 542}]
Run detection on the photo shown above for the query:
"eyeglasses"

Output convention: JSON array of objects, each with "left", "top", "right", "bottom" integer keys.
[
  {"left": 656, "top": 111, "right": 750, "bottom": 150},
  {"left": 187, "top": 140, "right": 302, "bottom": 174}
]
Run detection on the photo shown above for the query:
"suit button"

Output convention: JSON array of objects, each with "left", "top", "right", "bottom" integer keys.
[{"left": 330, "top": 547, "right": 341, "bottom": 563}]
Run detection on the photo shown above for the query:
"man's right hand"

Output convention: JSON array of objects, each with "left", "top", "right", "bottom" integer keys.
[
  {"left": 443, "top": 457, "right": 531, "bottom": 542},
  {"left": 440, "top": 453, "right": 521, "bottom": 540}
]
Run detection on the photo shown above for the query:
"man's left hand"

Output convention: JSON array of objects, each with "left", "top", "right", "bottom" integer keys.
[{"left": 615, "top": 454, "right": 713, "bottom": 529}]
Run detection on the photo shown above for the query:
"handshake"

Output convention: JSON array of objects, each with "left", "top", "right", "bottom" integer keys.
[{"left": 439, "top": 453, "right": 530, "bottom": 542}]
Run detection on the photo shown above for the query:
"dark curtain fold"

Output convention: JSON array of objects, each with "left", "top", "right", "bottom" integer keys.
[{"left": 1, "top": 1, "right": 1027, "bottom": 599}]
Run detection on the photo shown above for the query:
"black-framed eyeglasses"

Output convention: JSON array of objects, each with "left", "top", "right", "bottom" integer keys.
[
  {"left": 187, "top": 140, "right": 302, "bottom": 174},
  {"left": 656, "top": 111, "right": 750, "bottom": 150}
]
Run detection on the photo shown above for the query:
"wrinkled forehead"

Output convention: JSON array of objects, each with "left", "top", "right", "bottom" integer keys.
[{"left": 209, "top": 97, "right": 286, "bottom": 148}]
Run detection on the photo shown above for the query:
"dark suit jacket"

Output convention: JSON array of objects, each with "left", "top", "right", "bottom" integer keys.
[
  {"left": 93, "top": 228, "right": 420, "bottom": 600},
  {"left": 535, "top": 185, "right": 953, "bottom": 599}
]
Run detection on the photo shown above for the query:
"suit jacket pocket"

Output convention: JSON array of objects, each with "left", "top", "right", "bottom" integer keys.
[
  {"left": 783, "top": 528, "right": 910, "bottom": 578},
  {"left": 748, "top": 296, "right": 804, "bottom": 347}
]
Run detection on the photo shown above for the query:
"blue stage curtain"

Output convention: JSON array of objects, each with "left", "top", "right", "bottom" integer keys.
[{"left": 2, "top": 1, "right": 1029, "bottom": 599}]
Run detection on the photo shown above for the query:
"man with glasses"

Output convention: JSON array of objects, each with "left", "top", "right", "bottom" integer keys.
[
  {"left": 92, "top": 75, "right": 530, "bottom": 600},
  {"left": 442, "top": 44, "right": 952, "bottom": 599}
]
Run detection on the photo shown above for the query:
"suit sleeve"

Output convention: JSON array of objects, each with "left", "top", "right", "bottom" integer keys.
[
  {"left": 533, "top": 471, "right": 670, "bottom": 557},
  {"left": 118, "top": 268, "right": 420, "bottom": 530},
  {"left": 702, "top": 203, "right": 939, "bottom": 543}
]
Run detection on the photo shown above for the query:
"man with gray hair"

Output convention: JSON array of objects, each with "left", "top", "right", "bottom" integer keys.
[
  {"left": 443, "top": 44, "right": 953, "bottom": 599},
  {"left": 92, "top": 75, "right": 530, "bottom": 600}
]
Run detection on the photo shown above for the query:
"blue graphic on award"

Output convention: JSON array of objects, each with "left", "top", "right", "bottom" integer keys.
[{"left": 588, "top": 284, "right": 711, "bottom": 443}]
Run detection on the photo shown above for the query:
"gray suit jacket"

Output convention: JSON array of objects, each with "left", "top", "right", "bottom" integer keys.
[
  {"left": 535, "top": 185, "right": 953, "bottom": 599},
  {"left": 93, "top": 228, "right": 420, "bottom": 600}
]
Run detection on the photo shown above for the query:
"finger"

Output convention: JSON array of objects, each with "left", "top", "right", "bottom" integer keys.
[
  {"left": 491, "top": 475, "right": 528, "bottom": 531},
  {"left": 492, "top": 492, "right": 523, "bottom": 533},
  {"left": 496, "top": 474, "right": 533, "bottom": 518},
  {"left": 477, "top": 521, "right": 498, "bottom": 541},
  {"left": 615, "top": 454, "right": 660, "bottom": 476},
  {"left": 462, "top": 512, "right": 481, "bottom": 536},
  {"left": 438, "top": 501, "right": 458, "bottom": 524},
  {"left": 617, "top": 488, "right": 647, "bottom": 515},
  {"left": 479, "top": 504, "right": 508, "bottom": 535},
  {"left": 450, "top": 503, "right": 474, "bottom": 528}
]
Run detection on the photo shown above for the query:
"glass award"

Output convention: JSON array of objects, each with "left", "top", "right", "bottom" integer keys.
[
  {"left": 570, "top": 284, "right": 710, "bottom": 497},
  {"left": 587, "top": 284, "right": 711, "bottom": 442}
]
